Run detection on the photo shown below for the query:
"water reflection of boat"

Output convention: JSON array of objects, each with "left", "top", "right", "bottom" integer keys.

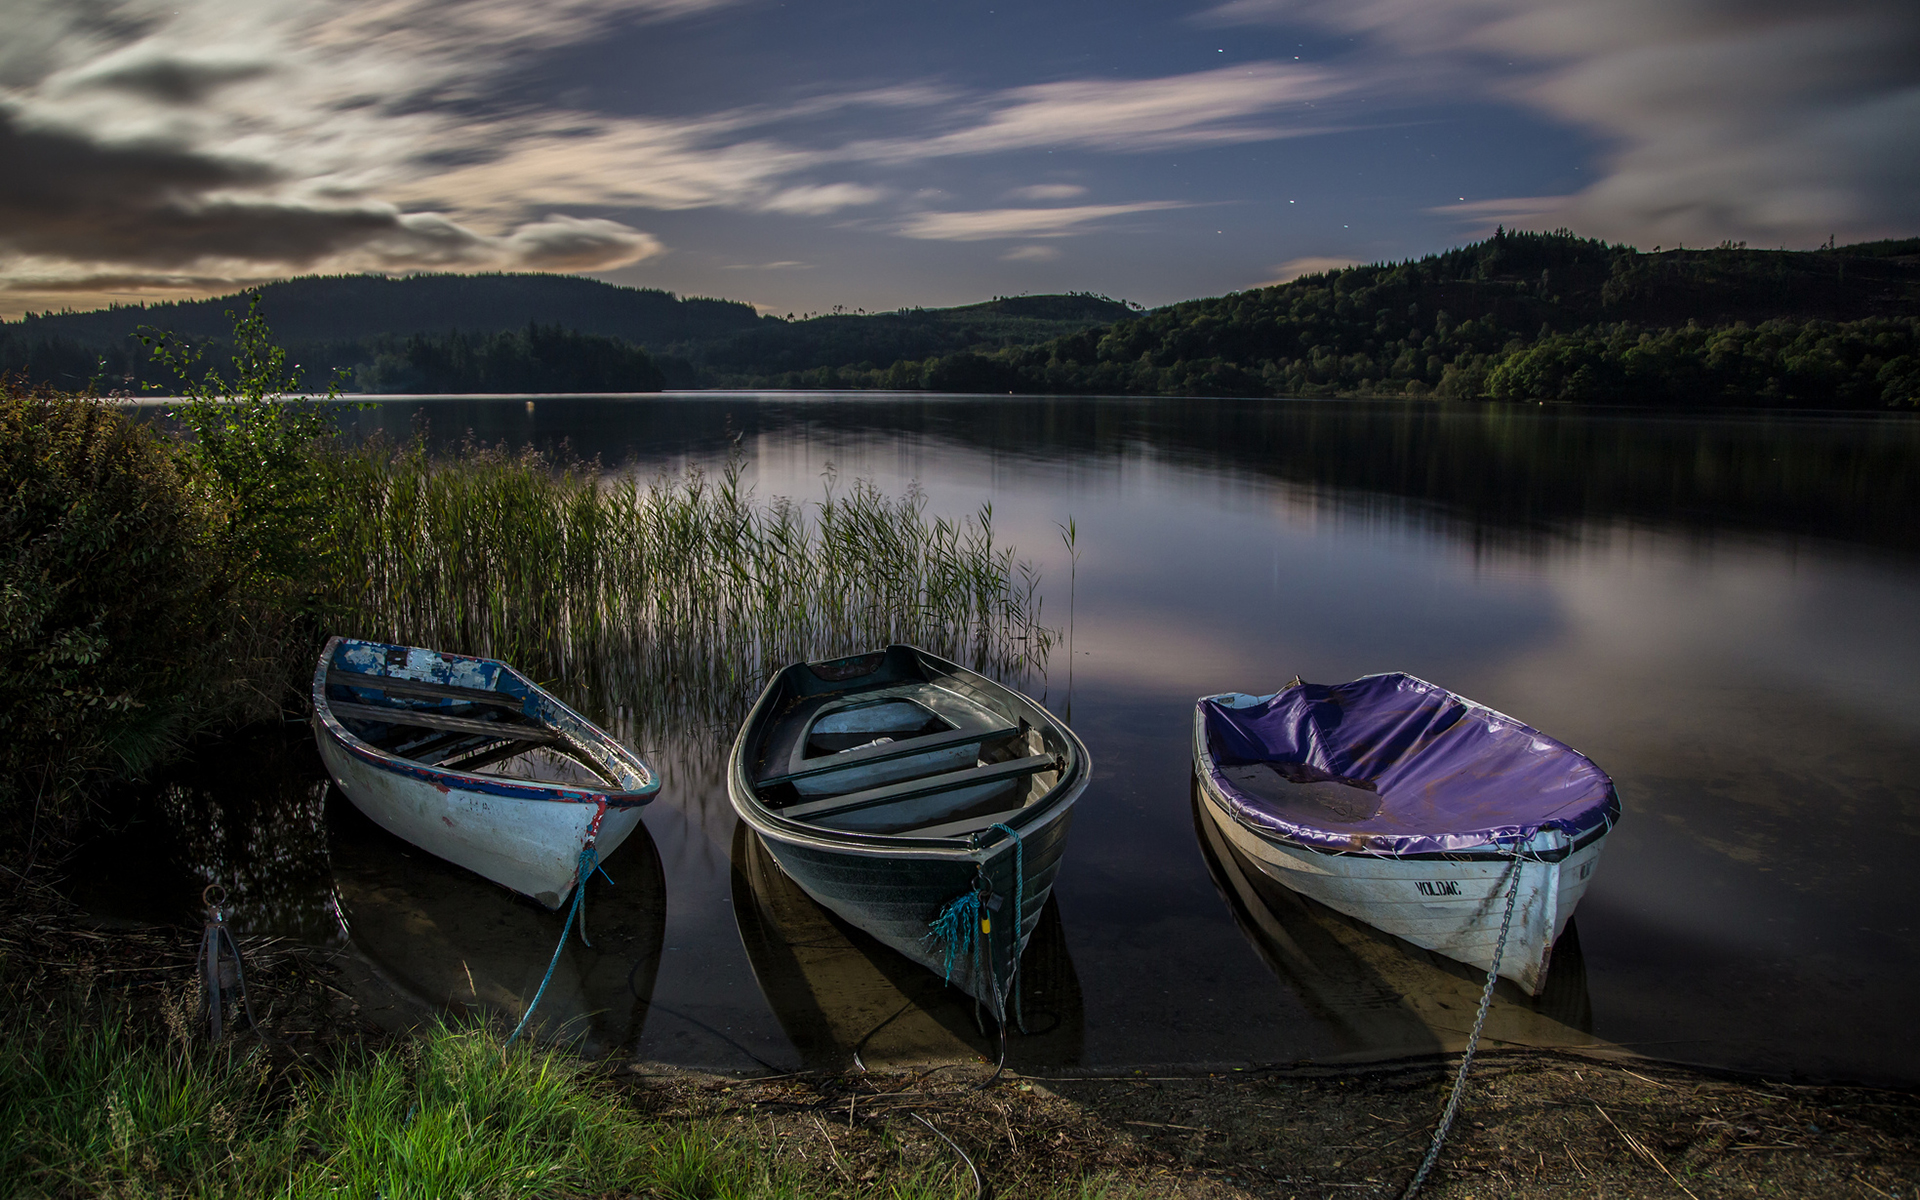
[
  {"left": 1194, "top": 675, "right": 1617, "bottom": 994},
  {"left": 1194, "top": 779, "right": 1594, "bottom": 1056},
  {"left": 730, "top": 821, "right": 1083, "bottom": 1071},
  {"left": 330, "top": 790, "right": 667, "bottom": 1055},
  {"left": 729, "top": 646, "right": 1090, "bottom": 1025},
  {"left": 313, "top": 637, "right": 660, "bottom": 908}
]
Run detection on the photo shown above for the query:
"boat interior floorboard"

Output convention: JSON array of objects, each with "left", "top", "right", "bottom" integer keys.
[
  {"left": 328, "top": 700, "right": 556, "bottom": 743},
  {"left": 896, "top": 802, "right": 1038, "bottom": 840},
  {"left": 776, "top": 753, "right": 1059, "bottom": 823},
  {"left": 326, "top": 669, "right": 517, "bottom": 708},
  {"left": 761, "top": 721, "right": 1023, "bottom": 786}
]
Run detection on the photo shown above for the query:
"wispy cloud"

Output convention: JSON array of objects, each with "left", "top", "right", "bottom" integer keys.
[
  {"left": 1006, "top": 185, "right": 1088, "bottom": 202},
  {"left": 1001, "top": 245, "right": 1064, "bottom": 261},
  {"left": 757, "top": 183, "right": 891, "bottom": 215},
  {"left": 897, "top": 203, "right": 1189, "bottom": 242},
  {"left": 0, "top": 0, "right": 1352, "bottom": 313},
  {"left": 1428, "top": 196, "right": 1574, "bottom": 234},
  {"left": 0, "top": 0, "right": 724, "bottom": 309},
  {"left": 1208, "top": 0, "right": 1920, "bottom": 246},
  {"left": 851, "top": 64, "right": 1346, "bottom": 161}
]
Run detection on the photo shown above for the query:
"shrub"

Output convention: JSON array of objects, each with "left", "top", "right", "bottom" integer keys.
[{"left": 0, "top": 380, "right": 222, "bottom": 852}]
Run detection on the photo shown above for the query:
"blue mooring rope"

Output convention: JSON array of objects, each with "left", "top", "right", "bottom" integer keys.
[
  {"left": 923, "top": 823, "right": 1030, "bottom": 1034},
  {"left": 505, "top": 841, "right": 599, "bottom": 1048},
  {"left": 988, "top": 822, "right": 1028, "bottom": 1035},
  {"left": 926, "top": 889, "right": 984, "bottom": 985}
]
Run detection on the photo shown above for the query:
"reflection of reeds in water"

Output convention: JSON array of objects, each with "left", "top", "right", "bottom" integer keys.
[{"left": 331, "top": 444, "right": 1052, "bottom": 743}]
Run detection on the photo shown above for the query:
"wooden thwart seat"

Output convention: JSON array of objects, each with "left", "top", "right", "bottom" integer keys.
[
  {"left": 778, "top": 753, "right": 1060, "bottom": 823},
  {"left": 894, "top": 805, "right": 1036, "bottom": 840},
  {"left": 327, "top": 669, "right": 519, "bottom": 709},
  {"left": 328, "top": 699, "right": 556, "bottom": 743},
  {"left": 759, "top": 721, "right": 1023, "bottom": 786}
]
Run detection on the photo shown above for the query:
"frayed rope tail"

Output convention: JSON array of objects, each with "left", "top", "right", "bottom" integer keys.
[{"left": 925, "top": 890, "right": 984, "bottom": 985}]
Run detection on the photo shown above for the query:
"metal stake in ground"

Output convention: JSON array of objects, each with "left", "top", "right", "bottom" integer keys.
[
  {"left": 1400, "top": 847, "right": 1524, "bottom": 1200},
  {"left": 199, "top": 884, "right": 258, "bottom": 1042}
]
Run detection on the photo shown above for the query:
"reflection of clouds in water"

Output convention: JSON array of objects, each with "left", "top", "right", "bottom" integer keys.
[
  {"left": 1517, "top": 525, "right": 1920, "bottom": 732},
  {"left": 1474, "top": 524, "right": 1920, "bottom": 979}
]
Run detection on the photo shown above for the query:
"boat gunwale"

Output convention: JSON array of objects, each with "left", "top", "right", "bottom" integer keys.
[
  {"left": 312, "top": 635, "right": 660, "bottom": 807},
  {"left": 1192, "top": 685, "right": 1617, "bottom": 864},
  {"left": 729, "top": 646, "right": 1090, "bottom": 860}
]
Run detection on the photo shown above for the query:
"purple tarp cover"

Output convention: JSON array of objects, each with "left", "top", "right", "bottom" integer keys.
[{"left": 1200, "top": 673, "right": 1618, "bottom": 856}]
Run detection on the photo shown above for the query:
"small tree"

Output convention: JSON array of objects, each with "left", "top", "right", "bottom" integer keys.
[{"left": 140, "top": 293, "right": 343, "bottom": 604}]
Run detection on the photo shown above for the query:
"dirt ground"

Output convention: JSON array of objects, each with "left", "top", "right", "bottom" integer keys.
[
  {"left": 614, "top": 1052, "right": 1920, "bottom": 1200},
  {"left": 11, "top": 887, "right": 1919, "bottom": 1200}
]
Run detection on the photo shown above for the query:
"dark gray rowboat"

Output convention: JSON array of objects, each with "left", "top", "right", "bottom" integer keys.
[{"left": 728, "top": 646, "right": 1090, "bottom": 1028}]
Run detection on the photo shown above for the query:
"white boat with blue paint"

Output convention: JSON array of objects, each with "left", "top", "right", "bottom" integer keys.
[
  {"left": 312, "top": 637, "right": 659, "bottom": 908},
  {"left": 1193, "top": 673, "right": 1618, "bottom": 995}
]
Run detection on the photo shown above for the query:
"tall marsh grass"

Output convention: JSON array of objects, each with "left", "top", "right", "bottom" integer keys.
[{"left": 329, "top": 441, "right": 1052, "bottom": 737}]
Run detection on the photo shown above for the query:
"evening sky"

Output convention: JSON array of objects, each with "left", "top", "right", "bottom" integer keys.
[{"left": 4, "top": 0, "right": 1915, "bottom": 318}]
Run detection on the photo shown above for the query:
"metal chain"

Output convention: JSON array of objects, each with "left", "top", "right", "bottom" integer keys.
[{"left": 1401, "top": 848, "right": 1525, "bottom": 1200}]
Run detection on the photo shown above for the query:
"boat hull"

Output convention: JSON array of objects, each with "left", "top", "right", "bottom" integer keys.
[
  {"left": 729, "top": 646, "right": 1090, "bottom": 1021},
  {"left": 752, "top": 802, "right": 1074, "bottom": 1011},
  {"left": 731, "top": 821, "right": 1085, "bottom": 1068},
  {"left": 316, "top": 724, "right": 646, "bottom": 908},
  {"left": 1191, "top": 781, "right": 1596, "bottom": 1053},
  {"left": 311, "top": 637, "right": 658, "bottom": 909},
  {"left": 1193, "top": 709, "right": 1607, "bottom": 996}
]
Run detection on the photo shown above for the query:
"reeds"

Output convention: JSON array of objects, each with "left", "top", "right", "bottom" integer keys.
[{"left": 327, "top": 440, "right": 1052, "bottom": 742}]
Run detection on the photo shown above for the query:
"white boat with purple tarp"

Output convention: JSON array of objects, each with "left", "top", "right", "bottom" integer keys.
[
  {"left": 312, "top": 636, "right": 659, "bottom": 909},
  {"left": 1193, "top": 673, "right": 1619, "bottom": 995}
]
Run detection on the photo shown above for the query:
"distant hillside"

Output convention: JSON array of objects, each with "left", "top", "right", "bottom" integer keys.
[
  {"left": 890, "top": 232, "right": 1920, "bottom": 408},
  {"left": 0, "top": 275, "right": 1134, "bottom": 393},
  {"left": 8, "top": 273, "right": 766, "bottom": 347},
  {"left": 4, "top": 236, "right": 1916, "bottom": 404},
  {"left": 692, "top": 293, "right": 1137, "bottom": 385}
]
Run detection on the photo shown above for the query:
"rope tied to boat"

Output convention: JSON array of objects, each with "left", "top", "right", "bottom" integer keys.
[
  {"left": 923, "top": 821, "right": 1033, "bottom": 1058},
  {"left": 506, "top": 799, "right": 608, "bottom": 1048},
  {"left": 988, "top": 822, "right": 1029, "bottom": 1036},
  {"left": 1400, "top": 843, "right": 1526, "bottom": 1200},
  {"left": 199, "top": 884, "right": 258, "bottom": 1043},
  {"left": 925, "top": 885, "right": 987, "bottom": 988}
]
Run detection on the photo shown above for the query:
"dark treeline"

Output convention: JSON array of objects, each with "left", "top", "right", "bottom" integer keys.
[
  {"left": 0, "top": 324, "right": 667, "bottom": 394},
  {"left": 691, "top": 293, "right": 1136, "bottom": 384},
  {"left": 883, "top": 231, "right": 1920, "bottom": 406},
  {"left": 1, "top": 280, "right": 1132, "bottom": 393},
  {"left": 5, "top": 233, "right": 1917, "bottom": 403},
  {"left": 328, "top": 325, "right": 667, "bottom": 393},
  {"left": 6, "top": 273, "right": 765, "bottom": 346}
]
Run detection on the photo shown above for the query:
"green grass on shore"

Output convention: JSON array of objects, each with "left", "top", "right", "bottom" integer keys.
[{"left": 0, "top": 998, "right": 971, "bottom": 1200}]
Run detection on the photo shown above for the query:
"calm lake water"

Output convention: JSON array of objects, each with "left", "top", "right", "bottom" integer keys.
[{"left": 90, "top": 394, "right": 1920, "bottom": 1084}]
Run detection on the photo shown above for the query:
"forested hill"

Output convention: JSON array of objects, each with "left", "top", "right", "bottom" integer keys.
[
  {"left": 690, "top": 292, "right": 1137, "bottom": 383},
  {"left": 0, "top": 277, "right": 1134, "bottom": 393},
  {"left": 920, "top": 232, "right": 1920, "bottom": 407},
  {"left": 5, "top": 236, "right": 1917, "bottom": 404},
  {"left": 8, "top": 273, "right": 767, "bottom": 348}
]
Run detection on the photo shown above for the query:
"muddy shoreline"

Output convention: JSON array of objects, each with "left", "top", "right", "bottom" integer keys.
[{"left": 11, "top": 888, "right": 1916, "bottom": 1200}]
